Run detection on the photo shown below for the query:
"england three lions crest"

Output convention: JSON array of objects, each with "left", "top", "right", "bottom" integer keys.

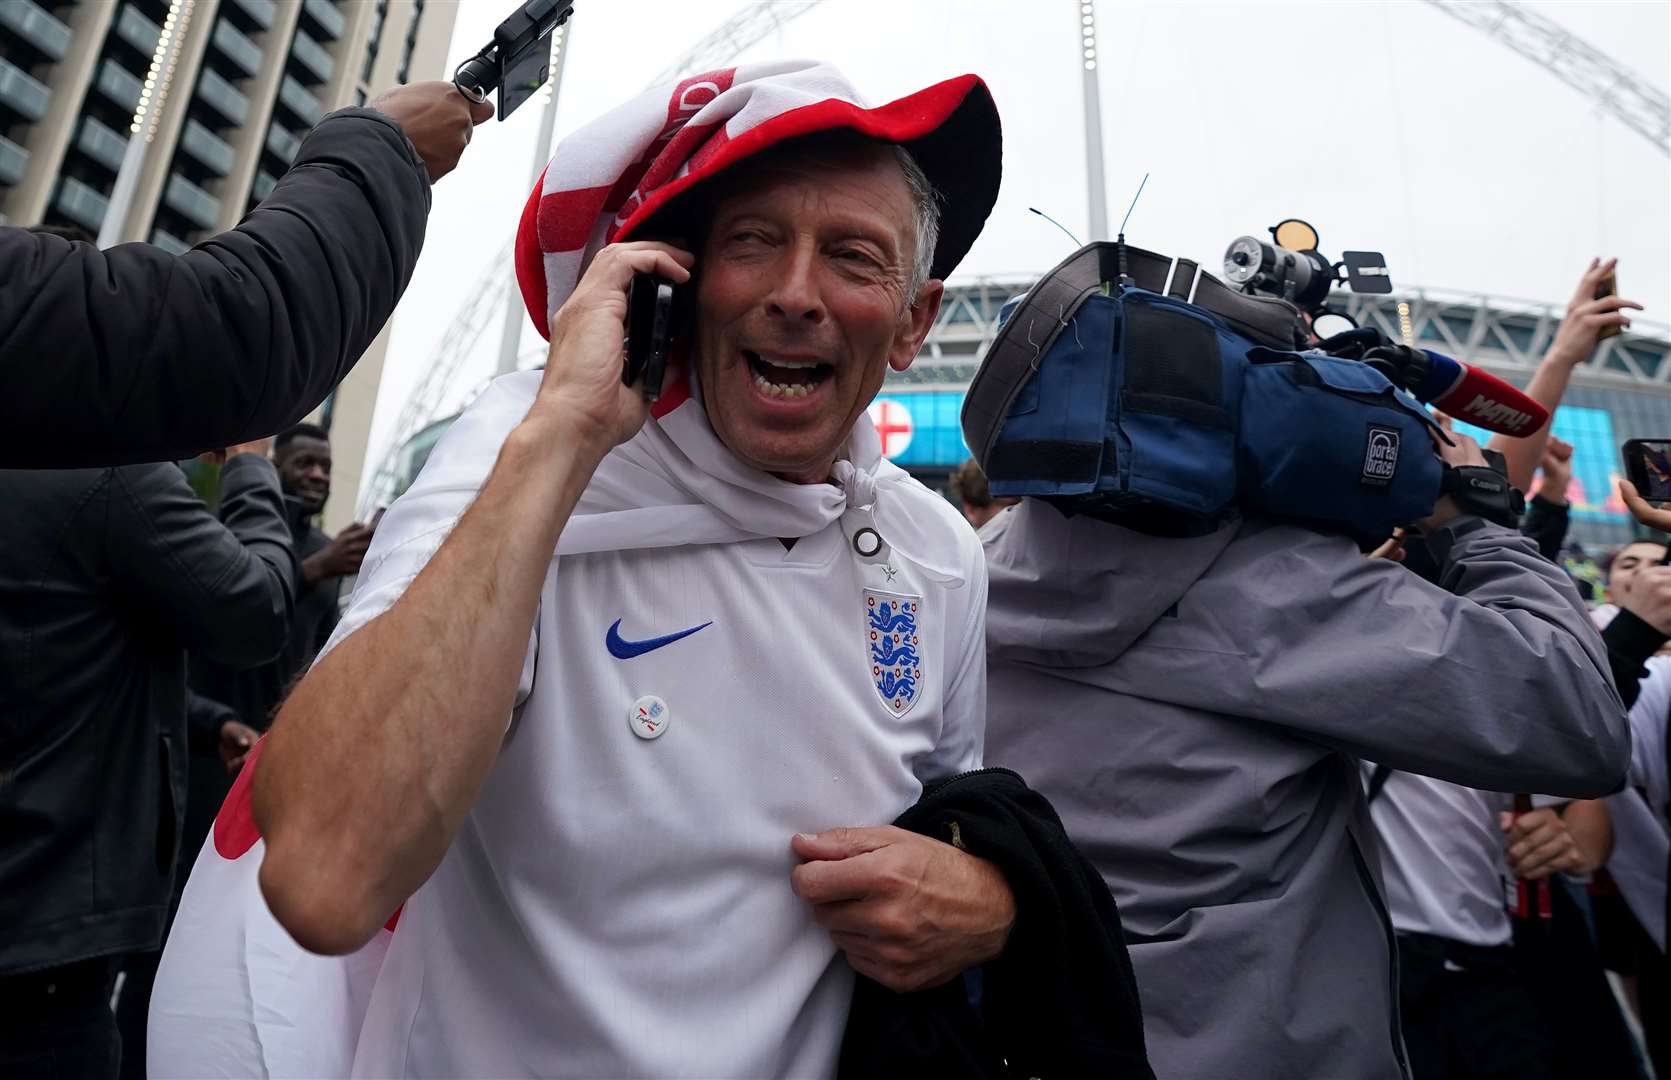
[{"left": 865, "top": 590, "right": 925, "bottom": 717}]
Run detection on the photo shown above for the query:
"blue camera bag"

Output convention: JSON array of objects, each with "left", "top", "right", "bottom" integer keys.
[{"left": 960, "top": 242, "right": 1443, "bottom": 538}]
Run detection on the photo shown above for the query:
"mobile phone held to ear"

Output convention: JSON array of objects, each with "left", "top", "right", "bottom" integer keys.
[
  {"left": 1596, "top": 269, "right": 1621, "bottom": 341},
  {"left": 1623, "top": 438, "right": 1671, "bottom": 503},
  {"left": 624, "top": 274, "right": 678, "bottom": 401}
]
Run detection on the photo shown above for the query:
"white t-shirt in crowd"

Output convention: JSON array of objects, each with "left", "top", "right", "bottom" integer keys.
[
  {"left": 1366, "top": 767, "right": 1562, "bottom": 947},
  {"left": 1626, "top": 656, "right": 1671, "bottom": 816},
  {"left": 325, "top": 495, "right": 987, "bottom": 1077}
]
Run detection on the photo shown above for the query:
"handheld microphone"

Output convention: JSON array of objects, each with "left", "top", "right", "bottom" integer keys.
[{"left": 1366, "top": 346, "right": 1549, "bottom": 437}]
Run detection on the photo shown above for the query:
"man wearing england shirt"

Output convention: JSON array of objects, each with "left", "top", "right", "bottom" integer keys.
[{"left": 245, "top": 63, "right": 1009, "bottom": 1077}]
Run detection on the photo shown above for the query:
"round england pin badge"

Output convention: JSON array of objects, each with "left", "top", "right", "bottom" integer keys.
[{"left": 628, "top": 694, "right": 670, "bottom": 740}]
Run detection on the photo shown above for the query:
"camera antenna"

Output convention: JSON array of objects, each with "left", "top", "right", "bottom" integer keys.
[
  {"left": 1117, "top": 172, "right": 1149, "bottom": 239},
  {"left": 1028, "top": 207, "right": 1083, "bottom": 248},
  {"left": 1112, "top": 171, "right": 1149, "bottom": 287}
]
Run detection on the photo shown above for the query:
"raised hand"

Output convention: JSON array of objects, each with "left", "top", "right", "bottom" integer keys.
[
  {"left": 370, "top": 81, "right": 495, "bottom": 182},
  {"left": 529, "top": 241, "right": 695, "bottom": 454},
  {"left": 1547, "top": 258, "right": 1643, "bottom": 368}
]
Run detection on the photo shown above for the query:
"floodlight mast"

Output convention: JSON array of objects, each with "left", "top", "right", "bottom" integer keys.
[{"left": 1079, "top": 1, "right": 1109, "bottom": 240}]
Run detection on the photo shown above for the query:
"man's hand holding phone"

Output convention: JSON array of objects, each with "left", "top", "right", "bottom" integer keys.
[
  {"left": 529, "top": 241, "right": 695, "bottom": 457},
  {"left": 1548, "top": 258, "right": 1641, "bottom": 367}
]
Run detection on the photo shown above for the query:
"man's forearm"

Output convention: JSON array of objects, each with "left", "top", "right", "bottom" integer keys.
[
  {"left": 1489, "top": 352, "right": 1575, "bottom": 492},
  {"left": 1602, "top": 609, "right": 1668, "bottom": 709},
  {"left": 256, "top": 411, "right": 599, "bottom": 954}
]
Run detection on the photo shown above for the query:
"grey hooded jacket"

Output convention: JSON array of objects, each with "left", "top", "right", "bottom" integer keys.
[{"left": 982, "top": 502, "right": 1628, "bottom": 1080}]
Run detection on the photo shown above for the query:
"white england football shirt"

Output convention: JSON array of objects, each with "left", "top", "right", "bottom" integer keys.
[{"left": 327, "top": 483, "right": 986, "bottom": 1077}]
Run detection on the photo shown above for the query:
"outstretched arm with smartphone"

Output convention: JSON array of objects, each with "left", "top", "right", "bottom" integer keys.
[{"left": 1487, "top": 259, "right": 1643, "bottom": 492}]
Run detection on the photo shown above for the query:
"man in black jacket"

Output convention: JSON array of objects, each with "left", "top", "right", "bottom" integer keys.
[
  {"left": 191, "top": 423, "right": 373, "bottom": 735},
  {"left": 0, "top": 82, "right": 490, "bottom": 470},
  {"left": 0, "top": 441, "right": 296, "bottom": 1078}
]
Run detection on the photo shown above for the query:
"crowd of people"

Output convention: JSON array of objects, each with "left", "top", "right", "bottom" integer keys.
[{"left": 0, "top": 56, "right": 1665, "bottom": 1080}]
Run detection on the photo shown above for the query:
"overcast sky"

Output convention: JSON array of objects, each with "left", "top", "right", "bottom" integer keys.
[{"left": 361, "top": 0, "right": 1671, "bottom": 504}]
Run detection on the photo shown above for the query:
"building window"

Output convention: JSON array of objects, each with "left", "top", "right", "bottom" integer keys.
[
  {"left": 359, "top": 0, "right": 388, "bottom": 83},
  {"left": 396, "top": 0, "right": 425, "bottom": 85}
]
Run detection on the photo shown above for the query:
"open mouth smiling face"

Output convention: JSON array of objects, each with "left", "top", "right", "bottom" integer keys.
[
  {"left": 688, "top": 136, "right": 943, "bottom": 486},
  {"left": 742, "top": 350, "right": 836, "bottom": 401}
]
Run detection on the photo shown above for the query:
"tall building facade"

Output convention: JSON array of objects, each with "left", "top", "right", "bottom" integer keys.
[{"left": 1, "top": 0, "right": 458, "bottom": 530}]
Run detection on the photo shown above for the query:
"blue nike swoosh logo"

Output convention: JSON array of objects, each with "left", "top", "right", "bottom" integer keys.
[{"left": 606, "top": 619, "right": 712, "bottom": 659}]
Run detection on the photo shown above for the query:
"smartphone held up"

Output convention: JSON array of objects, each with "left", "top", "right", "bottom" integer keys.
[
  {"left": 1595, "top": 269, "right": 1621, "bottom": 342},
  {"left": 1624, "top": 439, "right": 1671, "bottom": 504}
]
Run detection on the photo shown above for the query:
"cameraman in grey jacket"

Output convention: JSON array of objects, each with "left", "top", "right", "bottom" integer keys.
[{"left": 982, "top": 429, "right": 1628, "bottom": 1080}]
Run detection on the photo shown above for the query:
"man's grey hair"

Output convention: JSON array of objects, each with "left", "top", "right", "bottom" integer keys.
[{"left": 892, "top": 145, "right": 942, "bottom": 304}]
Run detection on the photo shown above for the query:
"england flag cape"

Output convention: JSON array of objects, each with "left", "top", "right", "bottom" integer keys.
[{"left": 149, "top": 59, "right": 998, "bottom": 1076}]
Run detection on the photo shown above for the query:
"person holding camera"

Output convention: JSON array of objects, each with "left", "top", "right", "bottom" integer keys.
[
  {"left": 982, "top": 419, "right": 1628, "bottom": 1079},
  {"left": 0, "top": 82, "right": 491, "bottom": 470}
]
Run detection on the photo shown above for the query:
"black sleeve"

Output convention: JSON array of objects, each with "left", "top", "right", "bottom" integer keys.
[
  {"left": 1602, "top": 608, "right": 1669, "bottom": 709},
  {"left": 842, "top": 770, "right": 1154, "bottom": 1080},
  {"left": 315, "top": 585, "right": 342, "bottom": 657},
  {"left": 0, "top": 108, "right": 430, "bottom": 468},
  {"left": 1519, "top": 494, "right": 1571, "bottom": 563},
  {"left": 186, "top": 689, "right": 240, "bottom": 756},
  {"left": 106, "top": 455, "right": 296, "bottom": 668}
]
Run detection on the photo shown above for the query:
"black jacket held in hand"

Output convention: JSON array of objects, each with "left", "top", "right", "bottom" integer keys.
[
  {"left": 0, "top": 107, "right": 429, "bottom": 469},
  {"left": 839, "top": 768, "right": 1153, "bottom": 1080},
  {"left": 0, "top": 454, "right": 294, "bottom": 975}
]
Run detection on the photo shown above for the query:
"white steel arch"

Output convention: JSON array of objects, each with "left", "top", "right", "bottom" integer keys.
[
  {"left": 646, "top": 1, "right": 827, "bottom": 88},
  {"left": 1422, "top": 0, "right": 1670, "bottom": 156}
]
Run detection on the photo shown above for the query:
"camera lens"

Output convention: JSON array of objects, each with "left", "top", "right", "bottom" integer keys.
[{"left": 1223, "top": 237, "right": 1265, "bottom": 285}]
